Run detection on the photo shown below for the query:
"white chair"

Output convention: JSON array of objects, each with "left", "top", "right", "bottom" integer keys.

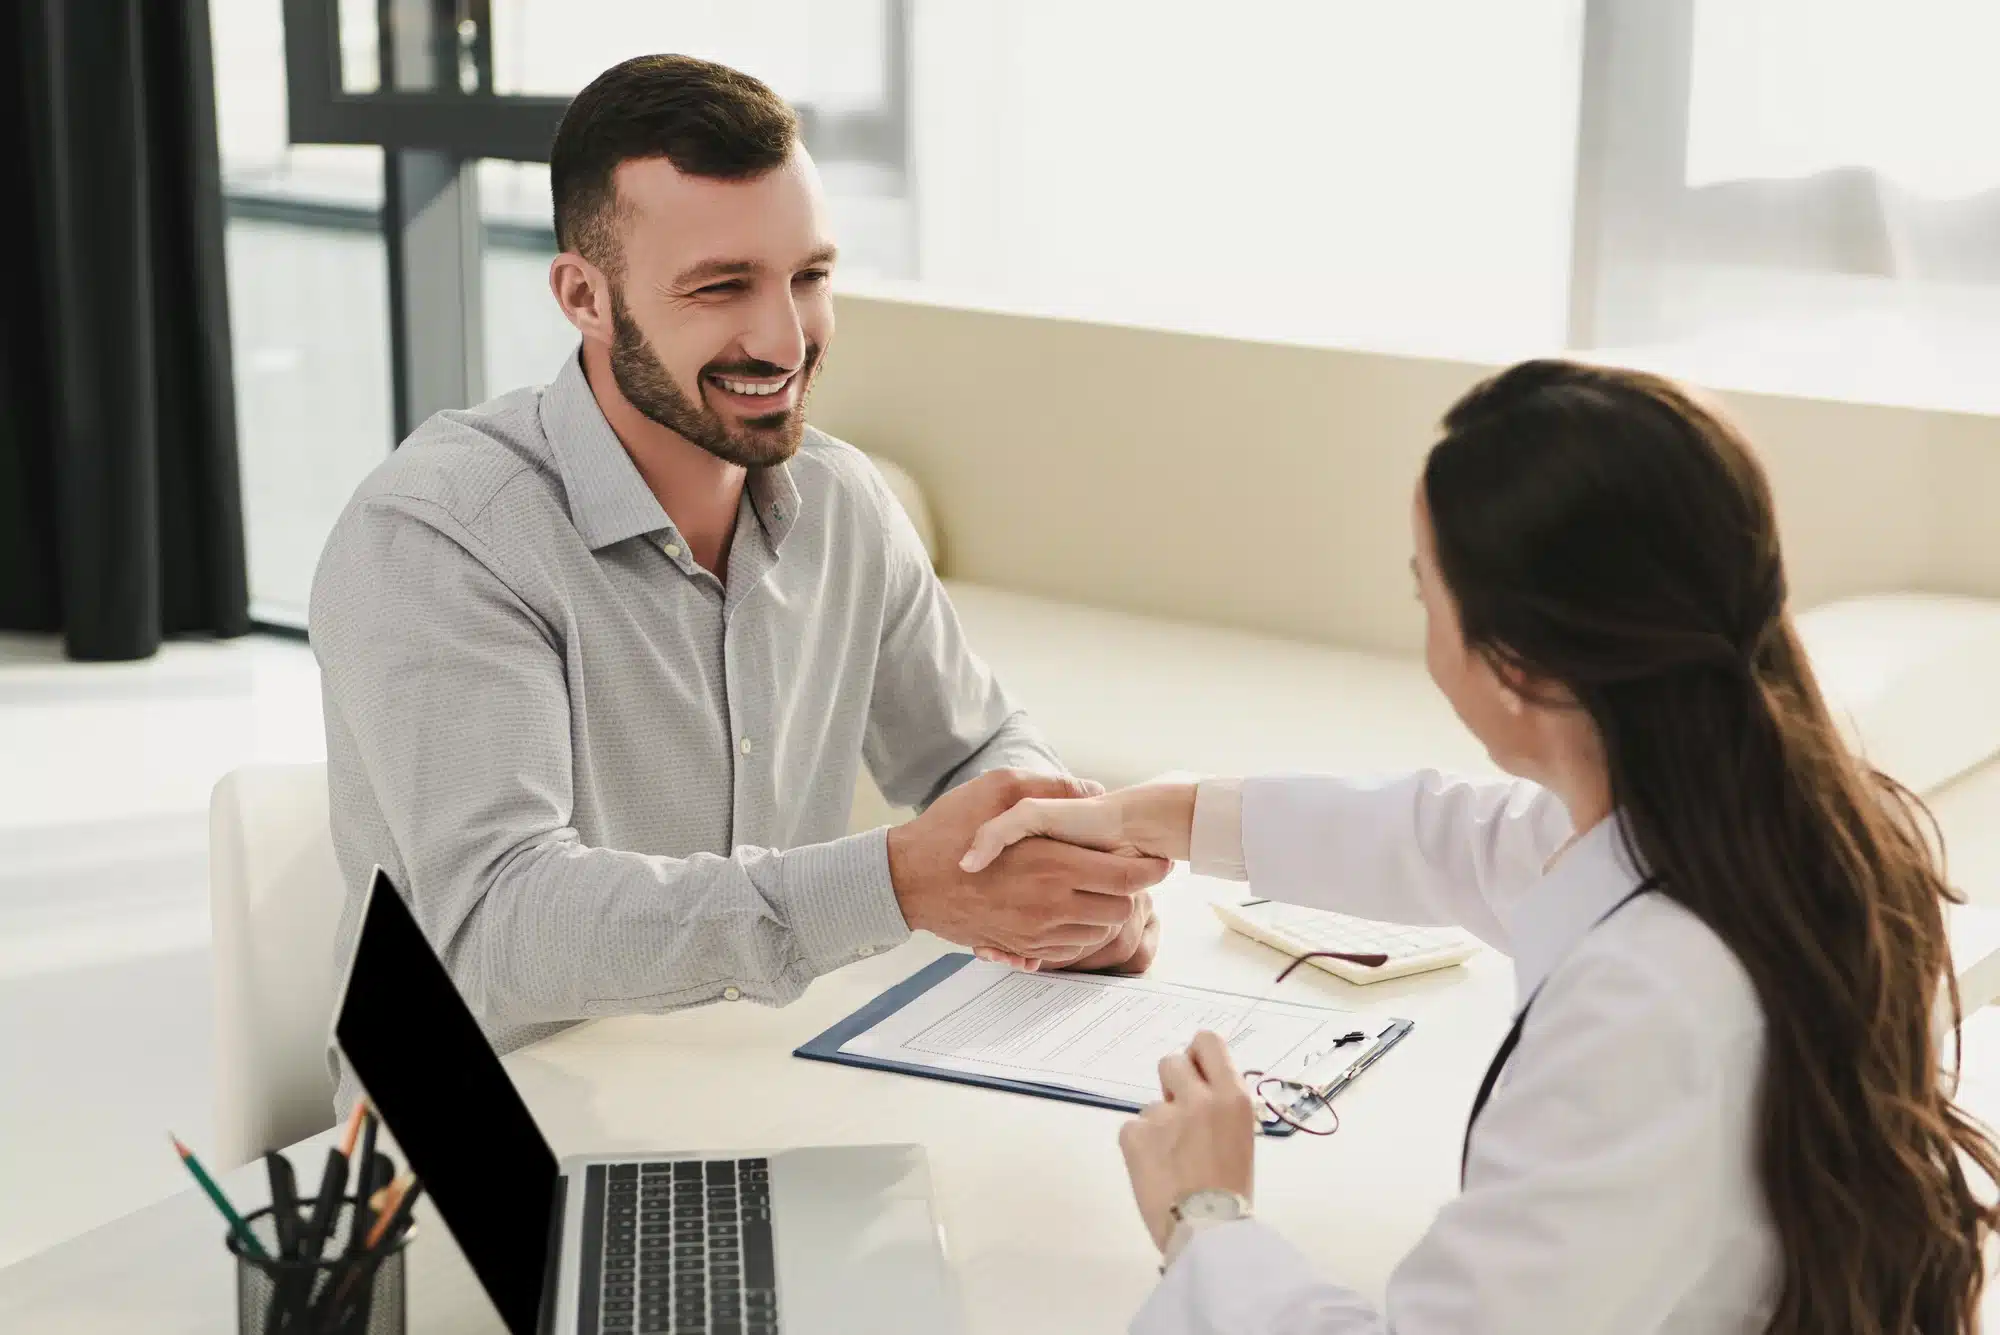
[{"left": 209, "top": 762, "right": 348, "bottom": 1170}]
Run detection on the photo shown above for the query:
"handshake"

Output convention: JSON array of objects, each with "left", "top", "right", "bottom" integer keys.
[{"left": 885, "top": 769, "right": 1188, "bottom": 975}]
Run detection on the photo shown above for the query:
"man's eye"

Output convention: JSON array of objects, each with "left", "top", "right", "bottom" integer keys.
[
  {"left": 698, "top": 280, "right": 747, "bottom": 296},
  {"left": 795, "top": 269, "right": 830, "bottom": 285}
]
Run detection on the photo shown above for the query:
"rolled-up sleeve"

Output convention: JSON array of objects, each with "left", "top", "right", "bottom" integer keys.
[
  {"left": 1190, "top": 778, "right": 1249, "bottom": 880},
  {"left": 314, "top": 496, "right": 911, "bottom": 1033}
]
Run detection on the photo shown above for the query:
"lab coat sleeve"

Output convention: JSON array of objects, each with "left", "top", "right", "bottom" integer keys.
[
  {"left": 1132, "top": 1221, "right": 1380, "bottom": 1335},
  {"left": 1233, "top": 771, "right": 1574, "bottom": 951}
]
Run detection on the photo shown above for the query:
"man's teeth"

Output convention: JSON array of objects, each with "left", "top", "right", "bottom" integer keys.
[{"left": 716, "top": 376, "right": 788, "bottom": 397}]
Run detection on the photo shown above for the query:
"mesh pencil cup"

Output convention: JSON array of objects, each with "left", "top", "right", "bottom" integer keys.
[{"left": 226, "top": 1200, "right": 414, "bottom": 1335}]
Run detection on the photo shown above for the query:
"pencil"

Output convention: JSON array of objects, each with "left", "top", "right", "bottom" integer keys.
[
  {"left": 337, "top": 1099, "right": 368, "bottom": 1158},
  {"left": 363, "top": 1173, "right": 417, "bottom": 1249},
  {"left": 345, "top": 1108, "right": 380, "bottom": 1257},
  {"left": 314, "top": 1174, "right": 423, "bottom": 1329},
  {"left": 170, "top": 1134, "right": 271, "bottom": 1261}
]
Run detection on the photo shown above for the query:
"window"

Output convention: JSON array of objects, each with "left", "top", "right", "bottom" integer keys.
[
  {"left": 477, "top": 161, "right": 574, "bottom": 394},
  {"left": 481, "top": 0, "right": 912, "bottom": 278},
  {"left": 211, "top": 0, "right": 393, "bottom": 624},
  {"left": 1570, "top": 0, "right": 2000, "bottom": 412},
  {"left": 905, "top": 2, "right": 1584, "bottom": 360},
  {"left": 222, "top": 0, "right": 1998, "bottom": 629}
]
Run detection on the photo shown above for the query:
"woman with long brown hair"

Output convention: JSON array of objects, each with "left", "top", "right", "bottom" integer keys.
[{"left": 960, "top": 359, "right": 2000, "bottom": 1333}]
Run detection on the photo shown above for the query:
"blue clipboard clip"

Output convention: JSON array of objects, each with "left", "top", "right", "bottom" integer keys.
[{"left": 795, "top": 954, "right": 1415, "bottom": 1139}]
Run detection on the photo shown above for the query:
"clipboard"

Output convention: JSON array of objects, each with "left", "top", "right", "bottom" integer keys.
[{"left": 794, "top": 953, "right": 1414, "bottom": 1138}]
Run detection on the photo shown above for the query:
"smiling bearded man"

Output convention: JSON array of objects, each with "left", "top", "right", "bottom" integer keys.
[{"left": 308, "top": 53, "right": 1164, "bottom": 1115}]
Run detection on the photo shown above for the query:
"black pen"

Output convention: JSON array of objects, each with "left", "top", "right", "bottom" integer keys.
[
  {"left": 265, "top": 1152, "right": 301, "bottom": 1258},
  {"left": 299, "top": 1102, "right": 368, "bottom": 1266},
  {"left": 262, "top": 1151, "right": 306, "bottom": 1335},
  {"left": 297, "top": 1149, "right": 349, "bottom": 1266}
]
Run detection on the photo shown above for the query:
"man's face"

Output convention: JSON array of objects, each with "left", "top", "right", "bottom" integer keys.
[{"left": 604, "top": 148, "right": 836, "bottom": 467}]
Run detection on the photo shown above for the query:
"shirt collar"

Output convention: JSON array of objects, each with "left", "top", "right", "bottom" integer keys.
[
  {"left": 1502, "top": 813, "right": 1650, "bottom": 1009},
  {"left": 540, "top": 348, "right": 804, "bottom": 553},
  {"left": 541, "top": 350, "right": 673, "bottom": 550},
  {"left": 746, "top": 457, "right": 802, "bottom": 549}
]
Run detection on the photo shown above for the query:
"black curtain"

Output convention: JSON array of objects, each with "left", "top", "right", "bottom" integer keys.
[{"left": 0, "top": 0, "right": 249, "bottom": 661}]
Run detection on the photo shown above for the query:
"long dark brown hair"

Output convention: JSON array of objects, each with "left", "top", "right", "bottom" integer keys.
[{"left": 1424, "top": 359, "right": 1999, "bottom": 1334}]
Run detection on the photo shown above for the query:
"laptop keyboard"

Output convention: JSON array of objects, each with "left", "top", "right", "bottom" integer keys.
[{"left": 582, "top": 1159, "right": 779, "bottom": 1334}]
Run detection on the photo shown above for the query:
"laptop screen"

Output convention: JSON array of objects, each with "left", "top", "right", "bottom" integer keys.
[{"left": 335, "top": 868, "right": 560, "bottom": 1335}]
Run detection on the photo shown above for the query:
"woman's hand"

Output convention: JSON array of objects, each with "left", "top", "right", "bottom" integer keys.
[
  {"left": 1118, "top": 1030, "right": 1258, "bottom": 1251},
  {"left": 959, "top": 781, "right": 1198, "bottom": 875}
]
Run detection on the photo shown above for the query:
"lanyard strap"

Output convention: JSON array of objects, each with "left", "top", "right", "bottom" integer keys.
[{"left": 1460, "top": 876, "right": 1661, "bottom": 1185}]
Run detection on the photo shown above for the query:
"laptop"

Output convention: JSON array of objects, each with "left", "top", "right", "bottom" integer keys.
[{"left": 334, "top": 867, "right": 965, "bottom": 1335}]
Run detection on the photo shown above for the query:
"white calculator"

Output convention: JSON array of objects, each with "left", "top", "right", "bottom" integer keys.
[{"left": 1213, "top": 898, "right": 1480, "bottom": 984}]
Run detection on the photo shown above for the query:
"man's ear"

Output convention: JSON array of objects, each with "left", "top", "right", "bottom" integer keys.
[{"left": 549, "top": 253, "right": 614, "bottom": 344}]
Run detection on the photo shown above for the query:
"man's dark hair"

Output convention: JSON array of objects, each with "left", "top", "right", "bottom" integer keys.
[{"left": 550, "top": 54, "right": 799, "bottom": 275}]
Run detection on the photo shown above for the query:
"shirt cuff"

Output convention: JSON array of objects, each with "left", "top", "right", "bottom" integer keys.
[
  {"left": 770, "top": 827, "right": 912, "bottom": 971},
  {"left": 1189, "top": 778, "right": 1248, "bottom": 881}
]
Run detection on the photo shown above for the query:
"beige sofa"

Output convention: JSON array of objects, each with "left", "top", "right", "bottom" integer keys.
[
  {"left": 859, "top": 465, "right": 2000, "bottom": 902},
  {"left": 828, "top": 290, "right": 2000, "bottom": 898}
]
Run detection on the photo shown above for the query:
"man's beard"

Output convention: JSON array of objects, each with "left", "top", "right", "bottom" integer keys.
[{"left": 608, "top": 288, "right": 819, "bottom": 469}]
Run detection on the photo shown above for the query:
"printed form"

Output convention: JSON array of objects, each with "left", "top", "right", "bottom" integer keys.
[{"left": 839, "top": 957, "right": 1395, "bottom": 1104}]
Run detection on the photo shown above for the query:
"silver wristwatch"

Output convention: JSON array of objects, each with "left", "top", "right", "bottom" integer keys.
[{"left": 1161, "top": 1188, "right": 1253, "bottom": 1271}]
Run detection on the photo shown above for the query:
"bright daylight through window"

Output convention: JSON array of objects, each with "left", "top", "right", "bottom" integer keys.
[{"left": 208, "top": 0, "right": 2000, "bottom": 625}]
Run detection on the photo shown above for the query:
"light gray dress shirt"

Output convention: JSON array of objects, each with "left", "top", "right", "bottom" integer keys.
[{"left": 311, "top": 350, "right": 1061, "bottom": 1106}]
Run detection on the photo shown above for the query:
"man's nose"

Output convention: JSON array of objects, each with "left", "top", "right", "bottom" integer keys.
[{"left": 741, "top": 287, "right": 807, "bottom": 371}]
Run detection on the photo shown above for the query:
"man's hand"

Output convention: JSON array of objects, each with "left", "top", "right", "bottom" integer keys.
[
  {"left": 888, "top": 770, "right": 1169, "bottom": 966},
  {"left": 1060, "top": 890, "right": 1160, "bottom": 973}
]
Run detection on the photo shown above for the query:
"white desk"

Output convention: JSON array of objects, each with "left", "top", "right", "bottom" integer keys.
[{"left": 9, "top": 873, "right": 2000, "bottom": 1334}]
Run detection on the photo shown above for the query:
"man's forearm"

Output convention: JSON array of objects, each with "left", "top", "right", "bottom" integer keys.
[{"left": 436, "top": 828, "right": 910, "bottom": 1030}]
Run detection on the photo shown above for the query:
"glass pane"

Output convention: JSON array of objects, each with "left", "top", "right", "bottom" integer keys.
[
  {"left": 337, "top": 0, "right": 382, "bottom": 93},
  {"left": 225, "top": 222, "right": 396, "bottom": 625},
  {"left": 478, "top": 161, "right": 582, "bottom": 396},
  {"left": 212, "top": 0, "right": 395, "bottom": 625},
  {"left": 484, "top": 0, "right": 913, "bottom": 279},
  {"left": 905, "top": 2, "right": 1580, "bottom": 359},
  {"left": 488, "top": 0, "right": 887, "bottom": 107},
  {"left": 1580, "top": 0, "right": 2000, "bottom": 412},
  {"left": 482, "top": 2, "right": 1573, "bottom": 357}
]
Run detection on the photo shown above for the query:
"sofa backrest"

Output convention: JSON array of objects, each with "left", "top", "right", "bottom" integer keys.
[{"left": 813, "top": 290, "right": 2000, "bottom": 657}]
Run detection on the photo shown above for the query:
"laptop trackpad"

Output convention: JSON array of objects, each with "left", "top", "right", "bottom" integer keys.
[{"left": 769, "top": 1146, "right": 964, "bottom": 1335}]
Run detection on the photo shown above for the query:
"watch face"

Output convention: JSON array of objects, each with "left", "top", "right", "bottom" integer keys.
[{"left": 1176, "top": 1189, "right": 1247, "bottom": 1222}]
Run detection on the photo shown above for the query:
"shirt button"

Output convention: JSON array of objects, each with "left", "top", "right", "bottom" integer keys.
[
  {"left": 722, "top": 986, "right": 742, "bottom": 1002},
  {"left": 739, "top": 737, "right": 754, "bottom": 755},
  {"left": 663, "top": 543, "right": 682, "bottom": 559},
  {"left": 855, "top": 945, "right": 876, "bottom": 958}
]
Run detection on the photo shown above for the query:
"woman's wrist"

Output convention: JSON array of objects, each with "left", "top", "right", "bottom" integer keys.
[{"left": 1116, "top": 782, "right": 1198, "bottom": 862}]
